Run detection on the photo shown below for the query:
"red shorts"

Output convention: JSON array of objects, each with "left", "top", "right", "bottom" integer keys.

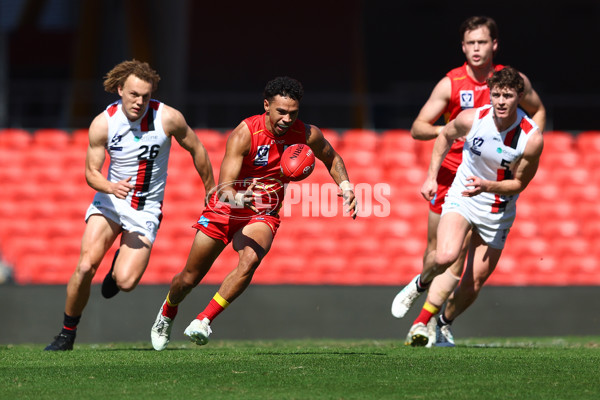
[
  {"left": 429, "top": 165, "right": 457, "bottom": 214},
  {"left": 193, "top": 206, "right": 281, "bottom": 245}
]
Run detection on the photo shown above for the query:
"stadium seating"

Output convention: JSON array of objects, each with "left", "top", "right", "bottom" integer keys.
[
  {"left": 0, "top": 128, "right": 597, "bottom": 286},
  {"left": 32, "top": 129, "right": 71, "bottom": 150},
  {"left": 0, "top": 128, "right": 32, "bottom": 149}
]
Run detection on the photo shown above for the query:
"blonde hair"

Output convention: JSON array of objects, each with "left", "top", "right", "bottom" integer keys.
[{"left": 103, "top": 60, "right": 160, "bottom": 93}]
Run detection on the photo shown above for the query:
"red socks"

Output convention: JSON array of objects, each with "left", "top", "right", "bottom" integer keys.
[
  {"left": 161, "top": 292, "right": 231, "bottom": 323},
  {"left": 197, "top": 292, "right": 230, "bottom": 322},
  {"left": 413, "top": 301, "right": 440, "bottom": 325},
  {"left": 161, "top": 293, "right": 179, "bottom": 320}
]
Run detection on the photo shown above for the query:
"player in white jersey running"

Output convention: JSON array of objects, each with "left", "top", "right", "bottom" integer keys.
[
  {"left": 45, "top": 60, "right": 215, "bottom": 351},
  {"left": 397, "top": 66, "right": 543, "bottom": 346}
]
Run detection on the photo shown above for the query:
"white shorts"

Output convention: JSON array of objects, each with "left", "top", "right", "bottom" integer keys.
[
  {"left": 85, "top": 192, "right": 163, "bottom": 243},
  {"left": 441, "top": 193, "right": 515, "bottom": 249}
]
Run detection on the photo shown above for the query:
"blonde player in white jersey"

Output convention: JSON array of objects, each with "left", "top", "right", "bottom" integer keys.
[
  {"left": 397, "top": 66, "right": 543, "bottom": 347},
  {"left": 45, "top": 60, "right": 215, "bottom": 351}
]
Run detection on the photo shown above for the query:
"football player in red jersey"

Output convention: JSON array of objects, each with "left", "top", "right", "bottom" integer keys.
[
  {"left": 391, "top": 16, "right": 546, "bottom": 347},
  {"left": 151, "top": 76, "right": 357, "bottom": 350}
]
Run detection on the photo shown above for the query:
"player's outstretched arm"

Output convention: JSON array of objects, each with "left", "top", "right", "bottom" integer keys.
[{"left": 306, "top": 125, "right": 357, "bottom": 219}]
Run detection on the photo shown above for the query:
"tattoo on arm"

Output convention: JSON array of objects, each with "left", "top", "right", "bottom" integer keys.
[
  {"left": 334, "top": 160, "right": 349, "bottom": 182},
  {"left": 322, "top": 143, "right": 334, "bottom": 159}
]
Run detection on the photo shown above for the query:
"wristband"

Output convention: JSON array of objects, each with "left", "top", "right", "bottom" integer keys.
[{"left": 339, "top": 180, "right": 352, "bottom": 192}]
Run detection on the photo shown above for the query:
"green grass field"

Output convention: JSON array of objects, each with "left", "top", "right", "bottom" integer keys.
[{"left": 2, "top": 337, "right": 599, "bottom": 400}]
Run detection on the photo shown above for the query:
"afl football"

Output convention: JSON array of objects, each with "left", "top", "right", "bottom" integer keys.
[{"left": 280, "top": 144, "right": 315, "bottom": 181}]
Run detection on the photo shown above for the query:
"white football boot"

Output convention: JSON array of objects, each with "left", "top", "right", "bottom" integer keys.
[
  {"left": 391, "top": 275, "right": 424, "bottom": 318},
  {"left": 435, "top": 323, "right": 456, "bottom": 347},
  {"left": 425, "top": 316, "right": 437, "bottom": 348},
  {"left": 184, "top": 318, "right": 212, "bottom": 346},
  {"left": 405, "top": 322, "right": 429, "bottom": 347},
  {"left": 151, "top": 303, "right": 173, "bottom": 351}
]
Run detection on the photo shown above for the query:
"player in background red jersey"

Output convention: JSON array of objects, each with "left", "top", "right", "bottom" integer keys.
[
  {"left": 151, "top": 76, "right": 358, "bottom": 350},
  {"left": 391, "top": 16, "right": 546, "bottom": 347}
]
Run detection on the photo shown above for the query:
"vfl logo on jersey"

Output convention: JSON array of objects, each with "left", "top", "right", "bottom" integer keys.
[
  {"left": 109, "top": 133, "right": 124, "bottom": 151},
  {"left": 459, "top": 90, "right": 475, "bottom": 109},
  {"left": 470, "top": 137, "right": 484, "bottom": 156},
  {"left": 254, "top": 145, "right": 270, "bottom": 166}
]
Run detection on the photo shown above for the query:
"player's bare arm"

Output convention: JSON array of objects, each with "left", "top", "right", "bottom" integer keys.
[
  {"left": 410, "top": 77, "right": 452, "bottom": 141},
  {"left": 163, "top": 105, "right": 216, "bottom": 197},
  {"left": 421, "top": 109, "right": 475, "bottom": 201},
  {"left": 306, "top": 124, "right": 357, "bottom": 219},
  {"left": 518, "top": 72, "right": 546, "bottom": 132},
  {"left": 305, "top": 125, "right": 347, "bottom": 183},
  {"left": 85, "top": 113, "right": 133, "bottom": 199},
  {"left": 464, "top": 130, "right": 543, "bottom": 197},
  {"left": 217, "top": 122, "right": 257, "bottom": 211}
]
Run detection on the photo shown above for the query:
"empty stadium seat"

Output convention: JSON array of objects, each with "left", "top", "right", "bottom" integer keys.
[
  {"left": 539, "top": 149, "right": 579, "bottom": 170},
  {"left": 380, "top": 147, "right": 418, "bottom": 169},
  {"left": 340, "top": 148, "right": 378, "bottom": 168},
  {"left": 384, "top": 166, "right": 427, "bottom": 187},
  {"left": 32, "top": 129, "right": 71, "bottom": 149},
  {"left": 506, "top": 237, "right": 548, "bottom": 258},
  {"left": 348, "top": 165, "right": 385, "bottom": 184},
  {"left": 0, "top": 128, "right": 32, "bottom": 149},
  {"left": 0, "top": 164, "right": 25, "bottom": 187},
  {"left": 541, "top": 219, "right": 580, "bottom": 239},
  {"left": 340, "top": 129, "right": 380, "bottom": 151},
  {"left": 70, "top": 129, "right": 90, "bottom": 150},
  {"left": 375, "top": 219, "right": 416, "bottom": 239},
  {"left": 413, "top": 139, "right": 435, "bottom": 167},
  {"left": 194, "top": 129, "right": 225, "bottom": 152},
  {"left": 575, "top": 131, "right": 600, "bottom": 153},
  {"left": 14, "top": 254, "right": 69, "bottom": 284},
  {"left": 381, "top": 236, "right": 425, "bottom": 257},
  {"left": 509, "top": 219, "right": 539, "bottom": 239},
  {"left": 542, "top": 130, "right": 575, "bottom": 152}
]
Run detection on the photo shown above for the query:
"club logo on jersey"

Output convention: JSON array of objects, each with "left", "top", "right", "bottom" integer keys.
[
  {"left": 197, "top": 215, "right": 210, "bottom": 228},
  {"left": 146, "top": 221, "right": 157, "bottom": 232},
  {"left": 109, "top": 133, "right": 124, "bottom": 151},
  {"left": 459, "top": 90, "right": 475, "bottom": 109},
  {"left": 430, "top": 193, "right": 437, "bottom": 206},
  {"left": 470, "top": 137, "right": 484, "bottom": 156},
  {"left": 254, "top": 145, "right": 270, "bottom": 166}
]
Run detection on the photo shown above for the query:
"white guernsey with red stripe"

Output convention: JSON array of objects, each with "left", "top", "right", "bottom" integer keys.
[
  {"left": 449, "top": 104, "right": 538, "bottom": 217},
  {"left": 104, "top": 99, "right": 171, "bottom": 210}
]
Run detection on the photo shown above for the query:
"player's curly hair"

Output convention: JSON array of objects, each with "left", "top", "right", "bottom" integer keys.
[
  {"left": 103, "top": 60, "right": 161, "bottom": 93},
  {"left": 460, "top": 16, "right": 499, "bottom": 42},
  {"left": 486, "top": 66, "right": 525, "bottom": 94},
  {"left": 263, "top": 76, "right": 304, "bottom": 102}
]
